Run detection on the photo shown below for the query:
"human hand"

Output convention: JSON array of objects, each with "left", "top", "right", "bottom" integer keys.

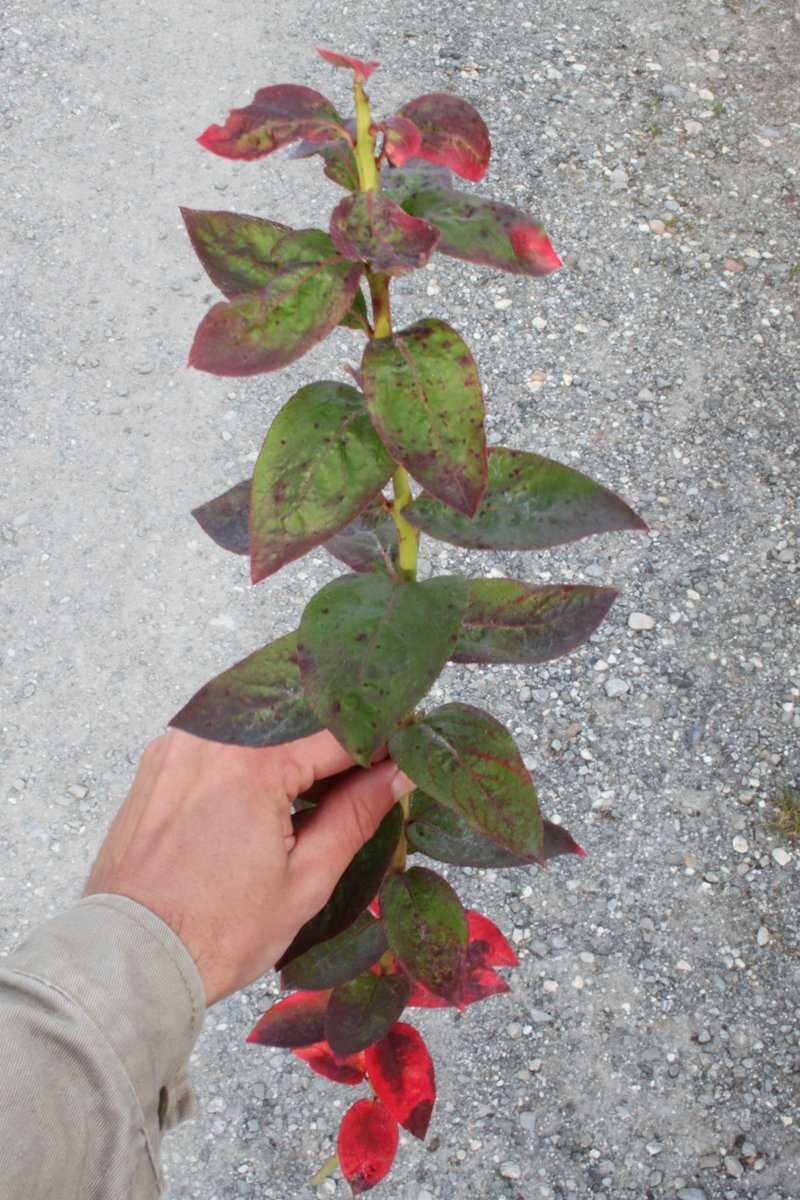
[{"left": 84, "top": 729, "right": 412, "bottom": 1005}]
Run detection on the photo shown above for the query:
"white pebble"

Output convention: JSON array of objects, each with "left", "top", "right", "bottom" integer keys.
[
  {"left": 628, "top": 612, "right": 656, "bottom": 631},
  {"left": 733, "top": 836, "right": 749, "bottom": 853},
  {"left": 757, "top": 926, "right": 770, "bottom": 947},
  {"left": 772, "top": 848, "right": 792, "bottom": 866}
]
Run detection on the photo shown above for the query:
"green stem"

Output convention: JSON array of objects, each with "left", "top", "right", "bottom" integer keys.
[
  {"left": 353, "top": 77, "right": 379, "bottom": 191},
  {"left": 310, "top": 1153, "right": 339, "bottom": 1188}
]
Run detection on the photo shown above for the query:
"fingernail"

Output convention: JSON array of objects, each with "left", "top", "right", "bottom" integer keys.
[{"left": 390, "top": 769, "right": 414, "bottom": 800}]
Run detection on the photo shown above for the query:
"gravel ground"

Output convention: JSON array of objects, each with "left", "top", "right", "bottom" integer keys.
[{"left": 1, "top": 1, "right": 798, "bottom": 1198}]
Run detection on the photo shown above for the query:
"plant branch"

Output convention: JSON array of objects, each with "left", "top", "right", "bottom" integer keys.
[
  {"left": 353, "top": 77, "right": 379, "bottom": 191},
  {"left": 310, "top": 1152, "right": 339, "bottom": 1187}
]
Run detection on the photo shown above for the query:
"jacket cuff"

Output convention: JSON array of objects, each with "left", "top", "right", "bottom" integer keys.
[{"left": 8, "top": 895, "right": 205, "bottom": 1120}]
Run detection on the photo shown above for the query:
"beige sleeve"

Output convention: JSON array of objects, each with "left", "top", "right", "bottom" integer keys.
[{"left": 0, "top": 894, "right": 206, "bottom": 1199}]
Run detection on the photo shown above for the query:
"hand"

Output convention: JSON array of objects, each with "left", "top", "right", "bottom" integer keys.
[{"left": 84, "top": 729, "right": 412, "bottom": 1005}]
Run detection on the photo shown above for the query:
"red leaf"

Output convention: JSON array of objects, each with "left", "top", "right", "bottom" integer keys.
[
  {"left": 338, "top": 1099, "right": 399, "bottom": 1194},
  {"left": 381, "top": 116, "right": 422, "bottom": 166},
  {"left": 509, "top": 223, "right": 563, "bottom": 273},
  {"left": 293, "top": 1040, "right": 366, "bottom": 1085},
  {"left": 330, "top": 191, "right": 439, "bottom": 273},
  {"left": 317, "top": 47, "right": 380, "bottom": 80},
  {"left": 198, "top": 84, "right": 347, "bottom": 161},
  {"left": 365, "top": 1022, "right": 436, "bottom": 1139},
  {"left": 246, "top": 989, "right": 330, "bottom": 1048},
  {"left": 467, "top": 910, "right": 518, "bottom": 968},
  {"left": 543, "top": 820, "right": 586, "bottom": 860},
  {"left": 397, "top": 94, "right": 490, "bottom": 181},
  {"left": 463, "top": 963, "right": 510, "bottom": 1005}
]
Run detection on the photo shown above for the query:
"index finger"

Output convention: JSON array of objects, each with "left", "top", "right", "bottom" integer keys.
[{"left": 284, "top": 729, "right": 388, "bottom": 786}]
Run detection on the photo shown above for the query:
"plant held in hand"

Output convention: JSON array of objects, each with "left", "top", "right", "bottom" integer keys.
[{"left": 172, "top": 47, "right": 646, "bottom": 1194}]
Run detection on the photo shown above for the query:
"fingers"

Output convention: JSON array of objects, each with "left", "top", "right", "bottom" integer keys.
[
  {"left": 275, "top": 729, "right": 390, "bottom": 798},
  {"left": 289, "top": 761, "right": 413, "bottom": 905}
]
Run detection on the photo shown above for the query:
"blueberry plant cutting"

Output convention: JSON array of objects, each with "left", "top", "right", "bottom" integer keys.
[{"left": 170, "top": 47, "right": 646, "bottom": 1194}]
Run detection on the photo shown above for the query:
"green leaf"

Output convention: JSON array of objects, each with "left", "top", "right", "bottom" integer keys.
[
  {"left": 325, "top": 970, "right": 411, "bottom": 1056},
  {"left": 407, "top": 792, "right": 584, "bottom": 868},
  {"left": 281, "top": 912, "right": 388, "bottom": 991},
  {"left": 329, "top": 192, "right": 440, "bottom": 274},
  {"left": 395, "top": 185, "right": 562, "bottom": 276},
  {"left": 407, "top": 791, "right": 533, "bottom": 867},
  {"left": 406, "top": 446, "right": 647, "bottom": 550},
  {"left": 276, "top": 804, "right": 403, "bottom": 969},
  {"left": 324, "top": 500, "right": 399, "bottom": 573},
  {"left": 169, "top": 631, "right": 321, "bottom": 747},
  {"left": 192, "top": 478, "right": 250, "bottom": 555},
  {"left": 181, "top": 209, "right": 368, "bottom": 332},
  {"left": 298, "top": 573, "right": 468, "bottom": 766},
  {"left": 389, "top": 702, "right": 543, "bottom": 859},
  {"left": 250, "top": 381, "right": 394, "bottom": 582},
  {"left": 381, "top": 866, "right": 468, "bottom": 1005},
  {"left": 453, "top": 578, "right": 618, "bottom": 664},
  {"left": 362, "top": 318, "right": 487, "bottom": 516},
  {"left": 189, "top": 228, "right": 362, "bottom": 377}
]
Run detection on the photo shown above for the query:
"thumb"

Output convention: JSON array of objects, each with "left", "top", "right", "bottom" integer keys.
[{"left": 289, "top": 760, "right": 413, "bottom": 902}]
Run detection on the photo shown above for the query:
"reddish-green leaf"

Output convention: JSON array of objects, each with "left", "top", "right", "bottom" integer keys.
[
  {"left": 290, "top": 118, "right": 359, "bottom": 190},
  {"left": 169, "top": 632, "right": 321, "bottom": 747},
  {"left": 317, "top": 47, "right": 380, "bottom": 80},
  {"left": 293, "top": 1041, "right": 366, "bottom": 1085},
  {"left": 247, "top": 989, "right": 330, "bottom": 1048},
  {"left": 407, "top": 964, "right": 509, "bottom": 1009},
  {"left": 397, "top": 185, "right": 562, "bottom": 276},
  {"left": 181, "top": 208, "right": 290, "bottom": 296},
  {"left": 381, "top": 867, "right": 468, "bottom": 1006},
  {"left": 381, "top": 116, "right": 422, "bottom": 166},
  {"left": 467, "top": 911, "right": 517, "bottom": 967},
  {"left": 338, "top": 1099, "right": 399, "bottom": 1195},
  {"left": 397, "top": 94, "right": 490, "bottom": 181},
  {"left": 406, "top": 447, "right": 648, "bottom": 550},
  {"left": 281, "top": 912, "right": 388, "bottom": 991},
  {"left": 389, "top": 702, "right": 543, "bottom": 860},
  {"left": 407, "top": 791, "right": 583, "bottom": 869},
  {"left": 365, "top": 1022, "right": 435, "bottom": 1140},
  {"left": 323, "top": 500, "right": 399, "bottom": 573},
  {"left": 197, "top": 84, "right": 348, "bottom": 161},
  {"left": 250, "top": 381, "right": 393, "bottom": 582},
  {"left": 326, "top": 970, "right": 411, "bottom": 1056},
  {"left": 362, "top": 319, "right": 487, "bottom": 516},
  {"left": 277, "top": 804, "right": 403, "bottom": 969},
  {"left": 192, "top": 478, "right": 251, "bottom": 556},
  {"left": 189, "top": 229, "right": 362, "bottom": 377},
  {"left": 340, "top": 287, "right": 372, "bottom": 333},
  {"left": 330, "top": 192, "right": 439, "bottom": 274},
  {"left": 453, "top": 578, "right": 618, "bottom": 664},
  {"left": 297, "top": 573, "right": 468, "bottom": 766}
]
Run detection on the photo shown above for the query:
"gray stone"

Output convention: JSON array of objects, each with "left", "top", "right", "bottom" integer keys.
[{"left": 605, "top": 678, "right": 630, "bottom": 698}]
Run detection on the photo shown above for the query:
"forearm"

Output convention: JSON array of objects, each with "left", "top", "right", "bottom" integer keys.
[{"left": 0, "top": 895, "right": 205, "bottom": 1200}]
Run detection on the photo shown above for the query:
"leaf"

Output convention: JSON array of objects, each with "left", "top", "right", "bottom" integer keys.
[
  {"left": 292, "top": 1041, "right": 366, "bottom": 1085},
  {"left": 249, "top": 381, "right": 394, "bottom": 582},
  {"left": 246, "top": 989, "right": 330, "bottom": 1048},
  {"left": 277, "top": 804, "right": 403, "bottom": 969},
  {"left": 398, "top": 185, "right": 562, "bottom": 276},
  {"left": 466, "top": 911, "right": 518, "bottom": 968},
  {"left": 364, "top": 1022, "right": 436, "bottom": 1140},
  {"left": 323, "top": 500, "right": 399, "bottom": 573},
  {"left": 188, "top": 228, "right": 362, "bottom": 377},
  {"left": 169, "top": 631, "right": 321, "bottom": 747},
  {"left": 317, "top": 47, "right": 380, "bottom": 80},
  {"left": 330, "top": 192, "right": 439, "bottom": 274},
  {"left": 325, "top": 970, "right": 411, "bottom": 1056},
  {"left": 341, "top": 287, "right": 372, "bottom": 333},
  {"left": 406, "top": 446, "right": 648, "bottom": 550},
  {"left": 338, "top": 1099, "right": 399, "bottom": 1195},
  {"left": 362, "top": 318, "right": 487, "bottom": 516},
  {"left": 397, "top": 94, "right": 490, "bottom": 181},
  {"left": 290, "top": 118, "right": 360, "bottom": 190},
  {"left": 381, "top": 866, "right": 468, "bottom": 1006},
  {"left": 407, "top": 791, "right": 584, "bottom": 869},
  {"left": 381, "top": 116, "right": 422, "bottom": 166},
  {"left": 297, "top": 573, "right": 467, "bottom": 766},
  {"left": 192, "top": 478, "right": 251, "bottom": 555},
  {"left": 281, "top": 912, "right": 388, "bottom": 991},
  {"left": 453, "top": 578, "right": 618, "bottom": 665},
  {"left": 407, "top": 964, "right": 509, "bottom": 1009},
  {"left": 381, "top": 159, "right": 455, "bottom": 201},
  {"left": 197, "top": 84, "right": 349, "bottom": 161},
  {"left": 389, "top": 702, "right": 543, "bottom": 859}
]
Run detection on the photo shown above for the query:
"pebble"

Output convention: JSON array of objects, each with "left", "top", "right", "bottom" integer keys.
[
  {"left": 499, "top": 1162, "right": 522, "bottom": 1180},
  {"left": 532, "top": 316, "right": 548, "bottom": 331},
  {"left": 677, "top": 1190, "right": 706, "bottom": 1200},
  {"left": 609, "top": 165, "right": 628, "bottom": 191},
  {"left": 605, "top": 678, "right": 629, "bottom": 699},
  {"left": 685, "top": 120, "right": 703, "bottom": 136},
  {"left": 67, "top": 784, "right": 88, "bottom": 800},
  {"left": 724, "top": 258, "right": 745, "bottom": 273},
  {"left": 529, "top": 1008, "right": 554, "bottom": 1024},
  {"left": 418, "top": 1192, "right": 434, "bottom": 1200},
  {"left": 724, "top": 1155, "right": 744, "bottom": 1179},
  {"left": 756, "top": 926, "right": 770, "bottom": 947},
  {"left": 772, "top": 848, "right": 792, "bottom": 866},
  {"left": 732, "top": 836, "right": 749, "bottom": 853},
  {"left": 697, "top": 1029, "right": 712, "bottom": 1044},
  {"left": 628, "top": 612, "right": 656, "bottom": 631},
  {"left": 526, "top": 369, "right": 546, "bottom": 392},
  {"left": 649, "top": 219, "right": 666, "bottom": 235},
  {"left": 519, "top": 1111, "right": 538, "bottom": 1132}
]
